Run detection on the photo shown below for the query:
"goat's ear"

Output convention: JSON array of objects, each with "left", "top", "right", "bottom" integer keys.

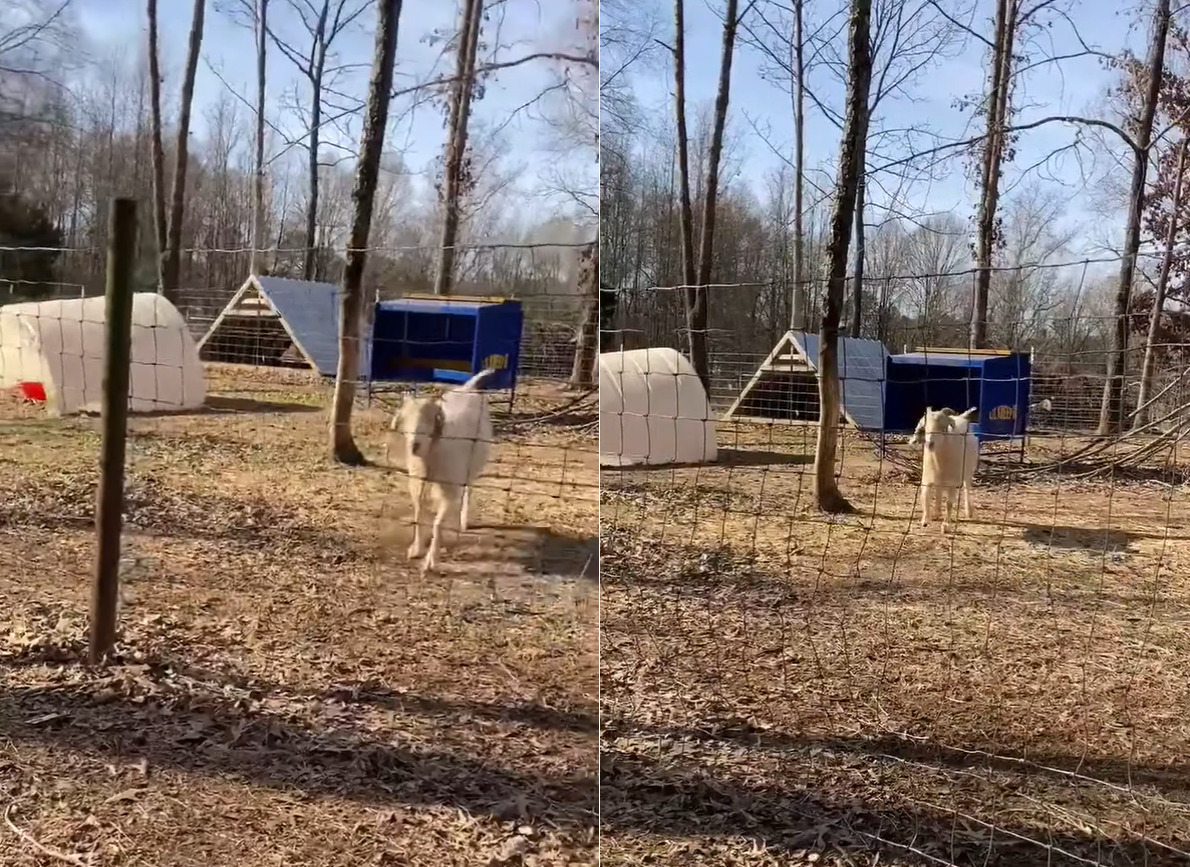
[{"left": 960, "top": 406, "right": 978, "bottom": 420}]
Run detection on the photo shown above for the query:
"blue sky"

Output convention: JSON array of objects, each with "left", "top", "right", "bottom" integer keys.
[
  {"left": 71, "top": 0, "right": 596, "bottom": 232},
  {"left": 626, "top": 1, "right": 1150, "bottom": 261}
]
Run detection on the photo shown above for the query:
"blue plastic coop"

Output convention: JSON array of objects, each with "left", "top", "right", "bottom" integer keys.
[
  {"left": 885, "top": 349, "right": 1032, "bottom": 442},
  {"left": 369, "top": 295, "right": 524, "bottom": 394}
]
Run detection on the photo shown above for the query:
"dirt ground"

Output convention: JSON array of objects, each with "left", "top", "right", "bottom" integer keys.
[
  {"left": 0, "top": 364, "right": 599, "bottom": 866},
  {"left": 600, "top": 421, "right": 1190, "bottom": 866}
]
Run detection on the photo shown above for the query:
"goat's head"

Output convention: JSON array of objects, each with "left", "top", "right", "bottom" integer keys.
[
  {"left": 919, "top": 406, "right": 956, "bottom": 453},
  {"left": 392, "top": 395, "right": 445, "bottom": 460},
  {"left": 910, "top": 406, "right": 951, "bottom": 447}
]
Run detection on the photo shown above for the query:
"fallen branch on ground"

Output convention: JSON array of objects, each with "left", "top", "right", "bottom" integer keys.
[{"left": 3, "top": 803, "right": 93, "bottom": 867}]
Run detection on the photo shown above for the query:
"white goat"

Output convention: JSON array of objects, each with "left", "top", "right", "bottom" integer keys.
[
  {"left": 387, "top": 368, "right": 497, "bottom": 572},
  {"left": 911, "top": 406, "right": 979, "bottom": 532}
]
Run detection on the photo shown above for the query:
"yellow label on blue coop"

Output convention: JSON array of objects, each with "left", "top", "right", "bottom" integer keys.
[
  {"left": 989, "top": 404, "right": 1016, "bottom": 421},
  {"left": 483, "top": 353, "right": 508, "bottom": 371}
]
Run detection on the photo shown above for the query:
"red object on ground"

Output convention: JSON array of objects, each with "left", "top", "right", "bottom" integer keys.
[{"left": 17, "top": 382, "right": 46, "bottom": 402}]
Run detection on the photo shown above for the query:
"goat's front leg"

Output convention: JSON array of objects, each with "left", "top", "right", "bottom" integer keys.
[
  {"left": 920, "top": 483, "right": 933, "bottom": 527},
  {"left": 422, "top": 488, "right": 459, "bottom": 574},
  {"left": 407, "top": 478, "right": 425, "bottom": 560},
  {"left": 962, "top": 484, "right": 973, "bottom": 519},
  {"left": 460, "top": 484, "right": 471, "bottom": 532}
]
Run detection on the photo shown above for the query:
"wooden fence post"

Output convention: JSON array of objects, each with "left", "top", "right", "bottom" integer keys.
[{"left": 89, "top": 197, "right": 137, "bottom": 665}]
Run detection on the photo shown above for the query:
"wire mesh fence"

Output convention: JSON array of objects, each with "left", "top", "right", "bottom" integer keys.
[
  {"left": 0, "top": 231, "right": 600, "bottom": 860},
  {"left": 602, "top": 255, "right": 1190, "bottom": 435},
  {"left": 598, "top": 260, "right": 1190, "bottom": 866}
]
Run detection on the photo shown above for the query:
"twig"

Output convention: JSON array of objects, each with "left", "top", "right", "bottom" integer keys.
[{"left": 3, "top": 804, "right": 92, "bottom": 867}]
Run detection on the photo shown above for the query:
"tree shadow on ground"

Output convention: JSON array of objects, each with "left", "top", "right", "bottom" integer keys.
[
  {"left": 502, "top": 527, "right": 597, "bottom": 581},
  {"left": 600, "top": 746, "right": 1187, "bottom": 866},
  {"left": 0, "top": 679, "right": 596, "bottom": 831},
  {"left": 600, "top": 719, "right": 1190, "bottom": 799},
  {"left": 605, "top": 448, "right": 812, "bottom": 472},
  {"left": 90, "top": 395, "right": 324, "bottom": 418},
  {"left": 375, "top": 514, "right": 597, "bottom": 583},
  {"left": 599, "top": 533, "right": 1190, "bottom": 619},
  {"left": 1019, "top": 523, "right": 1139, "bottom": 553},
  {"left": 0, "top": 645, "right": 598, "bottom": 740}
]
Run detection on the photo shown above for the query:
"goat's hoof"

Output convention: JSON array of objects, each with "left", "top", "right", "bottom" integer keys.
[
  {"left": 406, "top": 543, "right": 423, "bottom": 560},
  {"left": 421, "top": 556, "right": 437, "bottom": 574}
]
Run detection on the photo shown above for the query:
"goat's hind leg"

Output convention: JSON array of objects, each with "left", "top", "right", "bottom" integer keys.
[
  {"left": 460, "top": 484, "right": 471, "bottom": 532},
  {"left": 962, "top": 483, "right": 973, "bottom": 519}
]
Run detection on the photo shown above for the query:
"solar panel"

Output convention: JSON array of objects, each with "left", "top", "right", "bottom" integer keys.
[
  {"left": 793, "top": 331, "right": 887, "bottom": 430},
  {"left": 256, "top": 276, "right": 370, "bottom": 377}
]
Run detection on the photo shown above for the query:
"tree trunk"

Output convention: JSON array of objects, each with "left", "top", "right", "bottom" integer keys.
[
  {"left": 850, "top": 145, "right": 866, "bottom": 338},
  {"left": 330, "top": 0, "right": 403, "bottom": 464},
  {"left": 433, "top": 0, "right": 483, "bottom": 295},
  {"left": 815, "top": 0, "right": 871, "bottom": 514},
  {"left": 250, "top": 0, "right": 269, "bottom": 277},
  {"left": 1135, "top": 138, "right": 1186, "bottom": 428},
  {"left": 569, "top": 242, "right": 599, "bottom": 388},
  {"left": 303, "top": 6, "right": 330, "bottom": 281},
  {"left": 304, "top": 94, "right": 321, "bottom": 279},
  {"left": 161, "top": 0, "right": 207, "bottom": 305},
  {"left": 691, "top": 0, "right": 742, "bottom": 392},
  {"left": 599, "top": 282, "right": 619, "bottom": 351},
  {"left": 790, "top": 0, "right": 806, "bottom": 331},
  {"left": 673, "top": 0, "right": 697, "bottom": 361},
  {"left": 146, "top": 0, "right": 168, "bottom": 294},
  {"left": 1100, "top": 0, "right": 1171, "bottom": 435},
  {"left": 970, "top": 0, "right": 1015, "bottom": 350}
]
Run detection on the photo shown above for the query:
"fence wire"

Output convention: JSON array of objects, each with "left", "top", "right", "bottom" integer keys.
[
  {"left": 598, "top": 258, "right": 1190, "bottom": 867},
  {"left": 0, "top": 237, "right": 600, "bottom": 862}
]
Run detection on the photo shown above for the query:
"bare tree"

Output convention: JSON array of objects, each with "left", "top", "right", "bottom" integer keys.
[
  {"left": 569, "top": 242, "right": 599, "bottom": 387},
  {"left": 146, "top": 0, "right": 207, "bottom": 304},
  {"left": 146, "top": 0, "right": 169, "bottom": 295},
  {"left": 689, "top": 0, "right": 745, "bottom": 390},
  {"left": 433, "top": 0, "right": 483, "bottom": 296},
  {"left": 987, "top": 186, "right": 1074, "bottom": 347},
  {"left": 850, "top": 130, "right": 867, "bottom": 337},
  {"left": 251, "top": 0, "right": 270, "bottom": 275},
  {"left": 1100, "top": 0, "right": 1171, "bottom": 435},
  {"left": 269, "top": 0, "right": 373, "bottom": 281},
  {"left": 330, "top": 0, "right": 402, "bottom": 464},
  {"left": 1136, "top": 137, "right": 1186, "bottom": 427},
  {"left": 791, "top": 0, "right": 807, "bottom": 331},
  {"left": 672, "top": 0, "right": 696, "bottom": 320},
  {"left": 743, "top": 0, "right": 954, "bottom": 337},
  {"left": 815, "top": 0, "right": 871, "bottom": 514},
  {"left": 970, "top": 0, "right": 1015, "bottom": 349}
]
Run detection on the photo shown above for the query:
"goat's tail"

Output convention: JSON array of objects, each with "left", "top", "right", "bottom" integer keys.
[{"left": 458, "top": 367, "right": 499, "bottom": 392}]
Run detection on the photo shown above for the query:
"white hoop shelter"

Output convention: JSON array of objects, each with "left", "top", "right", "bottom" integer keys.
[
  {"left": 599, "top": 347, "right": 717, "bottom": 466},
  {"left": 0, "top": 293, "right": 206, "bottom": 416}
]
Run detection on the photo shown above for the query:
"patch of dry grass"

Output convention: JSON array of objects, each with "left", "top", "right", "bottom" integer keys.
[
  {"left": 600, "top": 422, "right": 1190, "bottom": 866},
  {"left": 0, "top": 364, "right": 598, "bottom": 866}
]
